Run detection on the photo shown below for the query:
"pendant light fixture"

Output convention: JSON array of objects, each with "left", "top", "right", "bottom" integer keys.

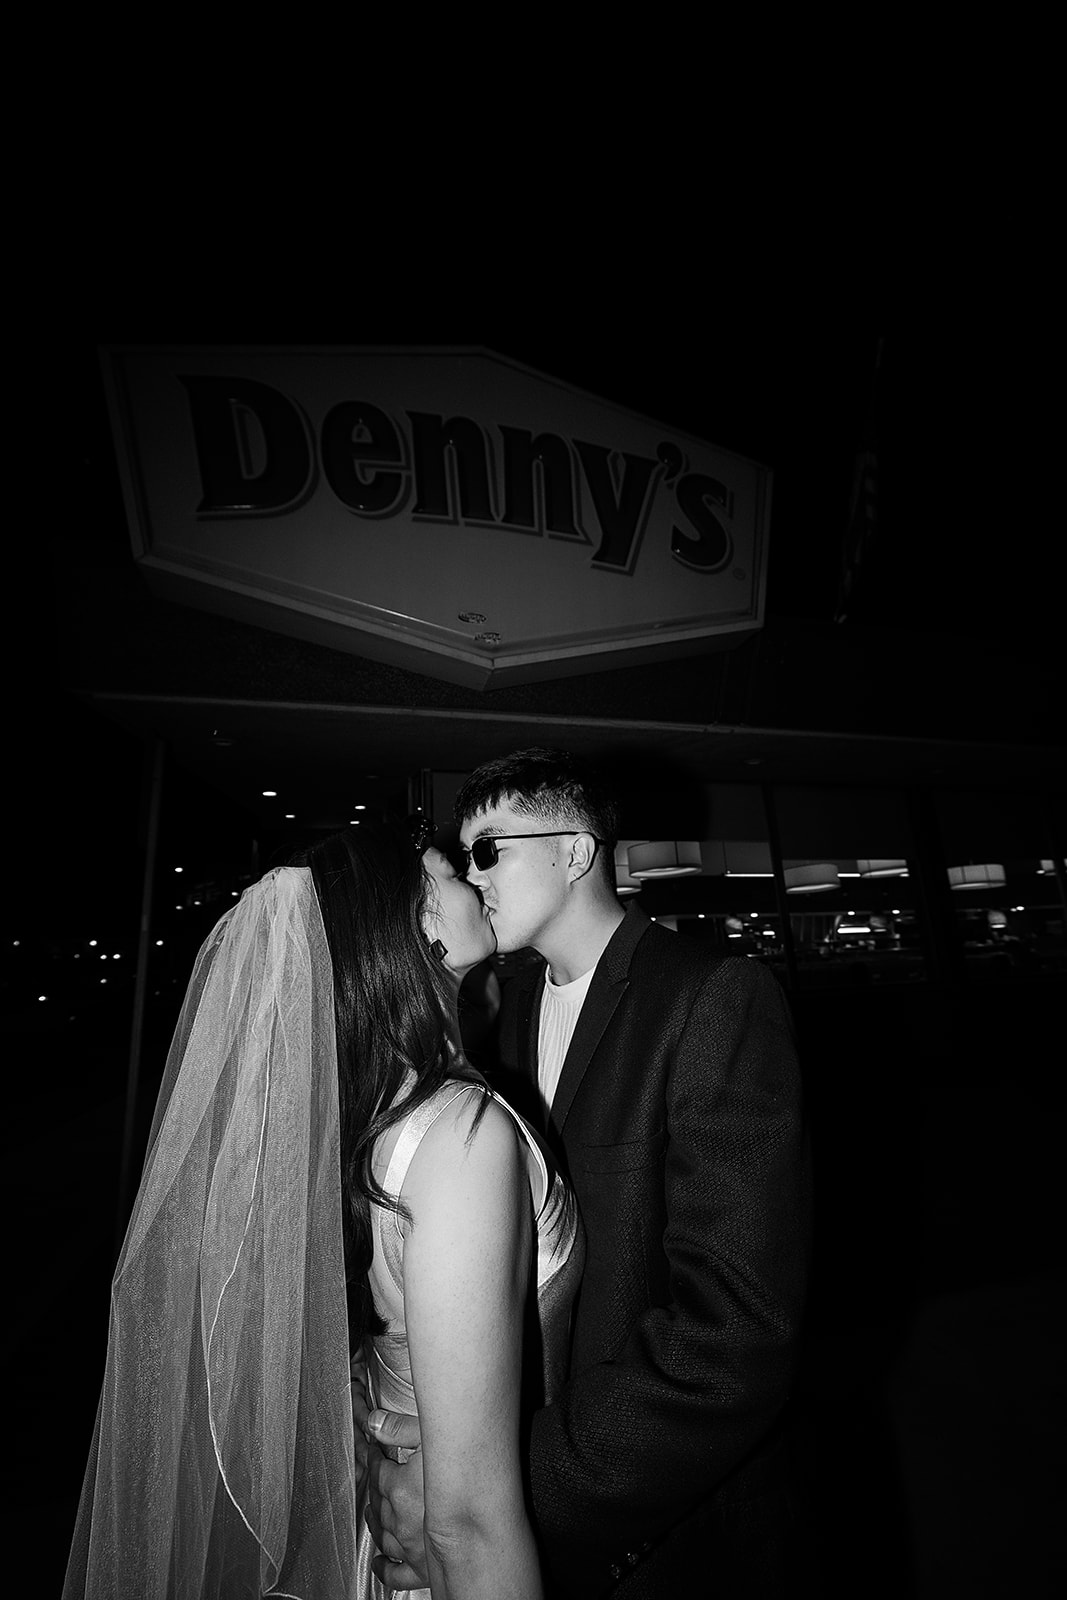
[
  {"left": 627, "top": 841, "right": 702, "bottom": 879},
  {"left": 856, "top": 859, "right": 909, "bottom": 877},
  {"left": 614, "top": 840, "right": 648, "bottom": 895},
  {"left": 783, "top": 863, "right": 840, "bottom": 894},
  {"left": 947, "top": 863, "right": 1006, "bottom": 890}
]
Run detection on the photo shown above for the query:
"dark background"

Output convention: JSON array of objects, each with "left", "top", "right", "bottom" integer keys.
[{"left": 8, "top": 120, "right": 1064, "bottom": 1595}]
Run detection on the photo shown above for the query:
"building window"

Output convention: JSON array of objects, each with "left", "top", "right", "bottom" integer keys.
[
  {"left": 935, "top": 790, "right": 1066, "bottom": 980},
  {"left": 771, "top": 785, "right": 929, "bottom": 988}
]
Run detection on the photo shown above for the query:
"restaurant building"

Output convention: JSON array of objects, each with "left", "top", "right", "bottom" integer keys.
[{"left": 22, "top": 342, "right": 1064, "bottom": 1594}]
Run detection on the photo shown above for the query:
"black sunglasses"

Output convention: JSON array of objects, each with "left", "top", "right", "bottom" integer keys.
[{"left": 459, "top": 831, "right": 601, "bottom": 873}]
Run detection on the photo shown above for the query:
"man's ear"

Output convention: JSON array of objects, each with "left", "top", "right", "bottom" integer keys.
[{"left": 567, "top": 832, "right": 599, "bottom": 883}]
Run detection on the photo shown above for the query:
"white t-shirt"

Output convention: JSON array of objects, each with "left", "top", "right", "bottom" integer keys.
[{"left": 537, "top": 963, "right": 597, "bottom": 1116}]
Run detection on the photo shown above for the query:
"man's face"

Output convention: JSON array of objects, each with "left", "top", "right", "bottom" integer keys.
[{"left": 458, "top": 799, "right": 574, "bottom": 955}]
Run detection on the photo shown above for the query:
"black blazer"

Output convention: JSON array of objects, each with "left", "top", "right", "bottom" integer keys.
[{"left": 495, "top": 904, "right": 810, "bottom": 1597}]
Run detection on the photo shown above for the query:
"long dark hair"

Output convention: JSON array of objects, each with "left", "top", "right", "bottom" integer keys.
[{"left": 292, "top": 823, "right": 483, "bottom": 1349}]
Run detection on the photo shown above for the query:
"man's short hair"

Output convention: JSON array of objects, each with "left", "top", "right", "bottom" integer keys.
[{"left": 454, "top": 747, "right": 620, "bottom": 887}]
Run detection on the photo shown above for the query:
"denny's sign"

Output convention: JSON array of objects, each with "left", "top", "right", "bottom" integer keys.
[{"left": 101, "top": 347, "right": 772, "bottom": 688}]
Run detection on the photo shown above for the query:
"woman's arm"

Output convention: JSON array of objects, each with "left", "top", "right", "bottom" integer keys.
[{"left": 401, "top": 1090, "right": 542, "bottom": 1600}]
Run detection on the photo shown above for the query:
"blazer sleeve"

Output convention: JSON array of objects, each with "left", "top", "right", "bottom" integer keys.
[{"left": 527, "top": 956, "right": 810, "bottom": 1590}]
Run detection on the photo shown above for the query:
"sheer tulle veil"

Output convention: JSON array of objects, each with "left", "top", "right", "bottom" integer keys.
[{"left": 63, "top": 866, "right": 358, "bottom": 1599}]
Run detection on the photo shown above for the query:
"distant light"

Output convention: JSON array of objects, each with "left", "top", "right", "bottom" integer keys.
[
  {"left": 155, "top": 940, "right": 163, "bottom": 946},
  {"left": 263, "top": 790, "right": 278, "bottom": 797},
  {"left": 74, "top": 954, "right": 80, "bottom": 960},
  {"left": 350, "top": 820, "right": 361, "bottom": 826},
  {"left": 100, "top": 978, "right": 107, "bottom": 985},
  {"left": 697, "top": 914, "right": 705, "bottom": 920},
  {"left": 285, "top": 814, "right": 295, "bottom": 820},
  {"left": 353, "top": 804, "right": 366, "bottom": 811},
  {"left": 12, "top": 940, "right": 19, "bottom": 947},
  {"left": 174, "top": 867, "right": 183, "bottom": 874},
  {"left": 100, "top": 954, "right": 107, "bottom": 961},
  {"left": 231, "top": 891, "right": 238, "bottom": 897},
  {"left": 38, "top": 995, "right": 46, "bottom": 1002},
  {"left": 112, "top": 953, "right": 121, "bottom": 960},
  {"left": 728, "top": 932, "right": 741, "bottom": 938},
  {"left": 89, "top": 940, "right": 98, "bottom": 947},
  {"left": 193, "top": 900, "right": 201, "bottom": 906}
]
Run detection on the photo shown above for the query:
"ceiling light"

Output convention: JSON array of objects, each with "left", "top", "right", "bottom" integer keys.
[
  {"left": 784, "top": 863, "right": 840, "bottom": 894},
  {"left": 614, "top": 840, "right": 647, "bottom": 894},
  {"left": 857, "top": 859, "right": 909, "bottom": 877},
  {"left": 947, "top": 864, "right": 1005, "bottom": 890},
  {"left": 628, "top": 842, "right": 702, "bottom": 879}
]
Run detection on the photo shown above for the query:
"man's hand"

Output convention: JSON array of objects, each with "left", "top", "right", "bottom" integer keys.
[{"left": 367, "top": 1408, "right": 428, "bottom": 1590}]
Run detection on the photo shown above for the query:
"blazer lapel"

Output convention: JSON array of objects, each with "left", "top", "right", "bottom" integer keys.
[
  {"left": 518, "top": 966, "right": 545, "bottom": 1087},
  {"left": 548, "top": 904, "right": 652, "bottom": 1141}
]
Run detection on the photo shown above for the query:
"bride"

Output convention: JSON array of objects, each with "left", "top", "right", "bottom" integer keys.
[{"left": 63, "top": 818, "right": 582, "bottom": 1599}]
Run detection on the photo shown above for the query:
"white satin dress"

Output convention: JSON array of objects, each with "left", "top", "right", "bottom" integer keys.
[{"left": 354, "top": 1077, "right": 584, "bottom": 1598}]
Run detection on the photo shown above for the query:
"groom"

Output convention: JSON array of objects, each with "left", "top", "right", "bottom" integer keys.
[{"left": 365, "top": 748, "right": 810, "bottom": 1597}]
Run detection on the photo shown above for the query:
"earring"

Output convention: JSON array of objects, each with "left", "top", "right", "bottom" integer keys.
[{"left": 429, "top": 939, "right": 448, "bottom": 962}]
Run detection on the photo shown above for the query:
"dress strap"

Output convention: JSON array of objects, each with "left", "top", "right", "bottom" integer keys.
[
  {"left": 382, "top": 1081, "right": 487, "bottom": 1237},
  {"left": 488, "top": 1090, "right": 550, "bottom": 1219}
]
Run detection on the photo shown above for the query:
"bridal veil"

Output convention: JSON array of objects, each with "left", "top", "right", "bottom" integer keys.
[{"left": 63, "top": 866, "right": 358, "bottom": 1598}]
